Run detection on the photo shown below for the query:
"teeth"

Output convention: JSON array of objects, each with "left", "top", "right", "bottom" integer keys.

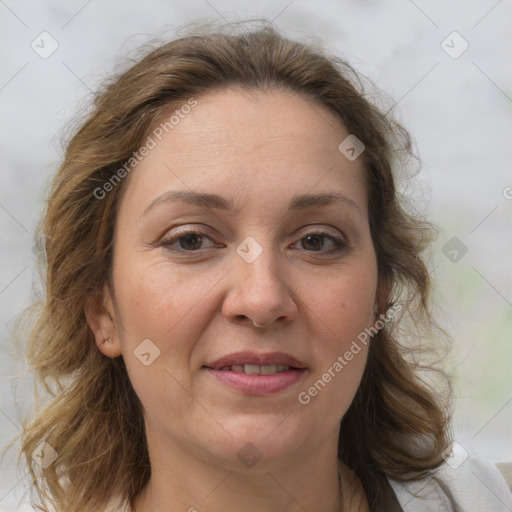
[
  {"left": 220, "top": 364, "right": 291, "bottom": 375},
  {"left": 244, "top": 364, "right": 261, "bottom": 375},
  {"left": 260, "top": 364, "right": 277, "bottom": 375}
]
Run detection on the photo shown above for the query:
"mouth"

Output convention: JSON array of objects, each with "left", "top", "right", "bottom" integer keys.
[
  {"left": 202, "top": 352, "right": 308, "bottom": 395},
  {"left": 211, "top": 363, "right": 296, "bottom": 375}
]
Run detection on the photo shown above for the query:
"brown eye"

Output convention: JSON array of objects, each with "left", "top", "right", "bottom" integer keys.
[
  {"left": 301, "top": 234, "right": 326, "bottom": 251},
  {"left": 160, "top": 230, "right": 215, "bottom": 252},
  {"left": 294, "top": 231, "right": 347, "bottom": 253}
]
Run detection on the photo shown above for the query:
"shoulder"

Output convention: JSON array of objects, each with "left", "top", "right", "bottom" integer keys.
[{"left": 387, "top": 455, "right": 512, "bottom": 511}]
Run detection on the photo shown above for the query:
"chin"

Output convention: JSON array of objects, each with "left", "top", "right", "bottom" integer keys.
[{"left": 199, "top": 414, "right": 310, "bottom": 467}]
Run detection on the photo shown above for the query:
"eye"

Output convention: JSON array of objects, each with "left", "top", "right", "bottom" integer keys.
[
  {"left": 292, "top": 231, "right": 348, "bottom": 254},
  {"left": 159, "top": 229, "right": 217, "bottom": 252},
  {"left": 158, "top": 228, "right": 348, "bottom": 255}
]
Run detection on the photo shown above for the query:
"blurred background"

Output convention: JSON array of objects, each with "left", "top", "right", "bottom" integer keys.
[{"left": 1, "top": 0, "right": 511, "bottom": 509}]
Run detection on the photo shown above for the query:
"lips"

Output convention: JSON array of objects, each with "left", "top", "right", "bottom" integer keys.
[
  {"left": 203, "top": 351, "right": 307, "bottom": 370},
  {"left": 216, "top": 363, "right": 292, "bottom": 375},
  {"left": 203, "top": 351, "right": 308, "bottom": 395}
]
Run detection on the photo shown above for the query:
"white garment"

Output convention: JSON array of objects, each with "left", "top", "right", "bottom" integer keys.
[{"left": 388, "top": 456, "right": 512, "bottom": 511}]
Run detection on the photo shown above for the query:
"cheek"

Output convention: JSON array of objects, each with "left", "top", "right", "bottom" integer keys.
[
  {"left": 298, "top": 263, "right": 376, "bottom": 406},
  {"left": 112, "top": 260, "right": 223, "bottom": 386},
  {"left": 114, "top": 268, "right": 201, "bottom": 419},
  {"left": 308, "top": 265, "right": 377, "bottom": 346},
  {"left": 113, "top": 258, "right": 203, "bottom": 339}
]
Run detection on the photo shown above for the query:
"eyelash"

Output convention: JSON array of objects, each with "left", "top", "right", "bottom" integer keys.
[{"left": 158, "top": 228, "right": 348, "bottom": 255}]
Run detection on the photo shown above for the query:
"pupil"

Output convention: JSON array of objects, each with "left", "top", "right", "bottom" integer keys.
[
  {"left": 304, "top": 234, "right": 323, "bottom": 251},
  {"left": 180, "top": 234, "right": 202, "bottom": 250}
]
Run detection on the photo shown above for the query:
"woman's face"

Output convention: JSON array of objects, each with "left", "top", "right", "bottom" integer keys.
[{"left": 97, "top": 87, "right": 378, "bottom": 470}]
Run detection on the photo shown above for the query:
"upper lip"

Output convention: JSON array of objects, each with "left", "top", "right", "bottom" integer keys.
[{"left": 204, "top": 351, "right": 307, "bottom": 370}]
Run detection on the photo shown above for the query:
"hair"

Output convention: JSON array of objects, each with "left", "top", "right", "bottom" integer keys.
[{"left": 9, "top": 18, "right": 452, "bottom": 512}]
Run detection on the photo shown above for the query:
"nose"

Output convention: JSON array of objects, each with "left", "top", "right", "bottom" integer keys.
[{"left": 221, "top": 243, "right": 298, "bottom": 329}]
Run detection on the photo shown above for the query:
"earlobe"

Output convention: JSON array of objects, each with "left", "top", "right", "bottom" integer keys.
[{"left": 83, "top": 283, "right": 122, "bottom": 358}]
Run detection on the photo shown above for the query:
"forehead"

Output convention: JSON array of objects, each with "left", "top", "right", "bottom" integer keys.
[
  {"left": 120, "top": 87, "right": 367, "bottom": 216},
  {"left": 161, "top": 87, "right": 349, "bottom": 160}
]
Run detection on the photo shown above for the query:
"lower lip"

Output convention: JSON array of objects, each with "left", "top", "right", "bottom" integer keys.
[{"left": 205, "top": 368, "right": 307, "bottom": 395}]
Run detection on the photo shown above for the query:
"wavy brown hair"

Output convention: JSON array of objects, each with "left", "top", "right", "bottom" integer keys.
[{"left": 11, "top": 19, "right": 452, "bottom": 512}]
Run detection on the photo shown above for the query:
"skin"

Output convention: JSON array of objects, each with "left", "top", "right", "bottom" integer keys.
[{"left": 85, "top": 87, "right": 378, "bottom": 512}]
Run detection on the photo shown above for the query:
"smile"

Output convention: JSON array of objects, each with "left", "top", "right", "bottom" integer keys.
[
  {"left": 218, "top": 364, "right": 292, "bottom": 375},
  {"left": 205, "top": 366, "right": 307, "bottom": 395}
]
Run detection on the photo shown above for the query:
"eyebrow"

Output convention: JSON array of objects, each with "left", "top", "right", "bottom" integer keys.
[{"left": 143, "top": 190, "right": 362, "bottom": 216}]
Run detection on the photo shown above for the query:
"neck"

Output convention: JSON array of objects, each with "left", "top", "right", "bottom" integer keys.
[{"left": 131, "top": 442, "right": 366, "bottom": 512}]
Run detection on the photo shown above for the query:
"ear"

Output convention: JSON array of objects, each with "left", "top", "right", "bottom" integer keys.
[{"left": 84, "top": 282, "right": 122, "bottom": 358}]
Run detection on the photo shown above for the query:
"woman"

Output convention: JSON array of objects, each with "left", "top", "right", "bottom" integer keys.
[{"left": 16, "top": 20, "right": 511, "bottom": 512}]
